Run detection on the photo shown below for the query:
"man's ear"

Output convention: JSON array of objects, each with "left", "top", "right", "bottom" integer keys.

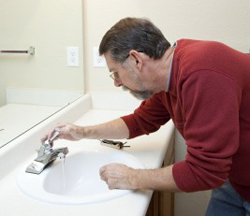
[{"left": 128, "top": 50, "right": 143, "bottom": 71}]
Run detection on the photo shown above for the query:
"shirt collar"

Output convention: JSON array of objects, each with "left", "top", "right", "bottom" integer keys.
[{"left": 166, "top": 41, "right": 177, "bottom": 92}]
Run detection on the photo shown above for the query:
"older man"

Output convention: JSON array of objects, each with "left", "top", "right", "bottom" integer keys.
[{"left": 44, "top": 18, "right": 250, "bottom": 215}]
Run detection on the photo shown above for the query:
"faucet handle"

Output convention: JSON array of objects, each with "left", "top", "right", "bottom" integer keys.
[
  {"left": 42, "top": 127, "right": 61, "bottom": 148},
  {"left": 48, "top": 128, "right": 61, "bottom": 144},
  {"left": 37, "top": 128, "right": 61, "bottom": 157}
]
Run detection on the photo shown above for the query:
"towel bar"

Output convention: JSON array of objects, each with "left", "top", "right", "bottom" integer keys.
[{"left": 0, "top": 46, "right": 35, "bottom": 55}]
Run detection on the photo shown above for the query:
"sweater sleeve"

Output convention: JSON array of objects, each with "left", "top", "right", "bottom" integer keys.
[
  {"left": 173, "top": 70, "right": 241, "bottom": 192},
  {"left": 121, "top": 92, "right": 171, "bottom": 138}
]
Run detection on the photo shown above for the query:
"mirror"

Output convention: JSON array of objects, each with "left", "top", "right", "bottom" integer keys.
[{"left": 0, "top": 0, "right": 84, "bottom": 148}]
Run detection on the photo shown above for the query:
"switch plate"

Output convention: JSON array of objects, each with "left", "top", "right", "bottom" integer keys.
[
  {"left": 93, "top": 47, "right": 106, "bottom": 67},
  {"left": 67, "top": 47, "right": 79, "bottom": 67}
]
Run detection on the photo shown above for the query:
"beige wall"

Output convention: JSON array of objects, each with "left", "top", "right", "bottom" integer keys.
[
  {"left": 3, "top": 0, "right": 249, "bottom": 104},
  {"left": 84, "top": 0, "right": 250, "bottom": 93},
  {"left": 0, "top": 0, "right": 84, "bottom": 106}
]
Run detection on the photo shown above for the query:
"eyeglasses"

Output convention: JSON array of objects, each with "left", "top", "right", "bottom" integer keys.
[
  {"left": 109, "top": 71, "right": 120, "bottom": 82},
  {"left": 109, "top": 50, "right": 144, "bottom": 82}
]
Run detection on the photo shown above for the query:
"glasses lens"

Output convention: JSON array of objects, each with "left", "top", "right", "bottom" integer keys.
[
  {"left": 110, "top": 73, "right": 115, "bottom": 80},
  {"left": 110, "top": 72, "right": 119, "bottom": 81}
]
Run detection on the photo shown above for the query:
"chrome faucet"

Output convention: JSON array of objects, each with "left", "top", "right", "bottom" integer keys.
[{"left": 26, "top": 128, "right": 69, "bottom": 174}]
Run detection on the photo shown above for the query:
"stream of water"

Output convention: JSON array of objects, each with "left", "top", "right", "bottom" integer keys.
[{"left": 61, "top": 157, "right": 66, "bottom": 194}]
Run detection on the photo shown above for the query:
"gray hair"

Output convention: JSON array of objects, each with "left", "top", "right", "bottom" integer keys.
[{"left": 99, "top": 17, "right": 171, "bottom": 63}]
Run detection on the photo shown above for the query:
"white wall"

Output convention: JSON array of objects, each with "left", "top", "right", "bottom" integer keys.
[{"left": 0, "top": 0, "right": 84, "bottom": 106}]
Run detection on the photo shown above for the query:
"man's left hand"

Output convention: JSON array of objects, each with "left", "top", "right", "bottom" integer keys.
[{"left": 99, "top": 163, "right": 138, "bottom": 190}]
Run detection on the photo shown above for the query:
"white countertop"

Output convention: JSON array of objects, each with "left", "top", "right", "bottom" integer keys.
[{"left": 0, "top": 95, "right": 174, "bottom": 216}]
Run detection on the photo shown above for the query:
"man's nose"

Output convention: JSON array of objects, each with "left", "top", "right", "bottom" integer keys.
[{"left": 114, "top": 79, "right": 123, "bottom": 87}]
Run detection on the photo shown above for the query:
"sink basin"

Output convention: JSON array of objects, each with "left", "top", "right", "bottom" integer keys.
[{"left": 16, "top": 146, "right": 144, "bottom": 205}]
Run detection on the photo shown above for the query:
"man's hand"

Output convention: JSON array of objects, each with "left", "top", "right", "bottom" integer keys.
[
  {"left": 99, "top": 163, "right": 139, "bottom": 190},
  {"left": 41, "top": 118, "right": 129, "bottom": 144},
  {"left": 41, "top": 123, "right": 84, "bottom": 143},
  {"left": 100, "top": 164, "right": 180, "bottom": 192}
]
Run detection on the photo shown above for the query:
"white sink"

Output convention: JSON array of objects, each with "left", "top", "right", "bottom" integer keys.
[{"left": 17, "top": 146, "right": 144, "bottom": 205}]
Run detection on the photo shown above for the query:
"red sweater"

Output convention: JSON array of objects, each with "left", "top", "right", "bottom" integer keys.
[{"left": 121, "top": 39, "right": 250, "bottom": 202}]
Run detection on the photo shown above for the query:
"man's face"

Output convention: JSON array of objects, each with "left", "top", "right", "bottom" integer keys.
[
  {"left": 121, "top": 84, "right": 153, "bottom": 101},
  {"left": 104, "top": 52, "right": 154, "bottom": 100}
]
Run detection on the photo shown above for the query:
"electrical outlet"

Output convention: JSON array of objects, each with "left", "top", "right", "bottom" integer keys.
[
  {"left": 67, "top": 47, "right": 79, "bottom": 67},
  {"left": 93, "top": 47, "right": 106, "bottom": 67}
]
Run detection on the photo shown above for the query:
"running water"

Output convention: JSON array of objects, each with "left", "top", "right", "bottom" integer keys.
[{"left": 59, "top": 155, "right": 67, "bottom": 194}]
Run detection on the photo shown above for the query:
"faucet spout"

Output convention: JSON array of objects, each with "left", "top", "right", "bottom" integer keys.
[
  {"left": 26, "top": 147, "right": 69, "bottom": 174},
  {"left": 25, "top": 128, "right": 69, "bottom": 174}
]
